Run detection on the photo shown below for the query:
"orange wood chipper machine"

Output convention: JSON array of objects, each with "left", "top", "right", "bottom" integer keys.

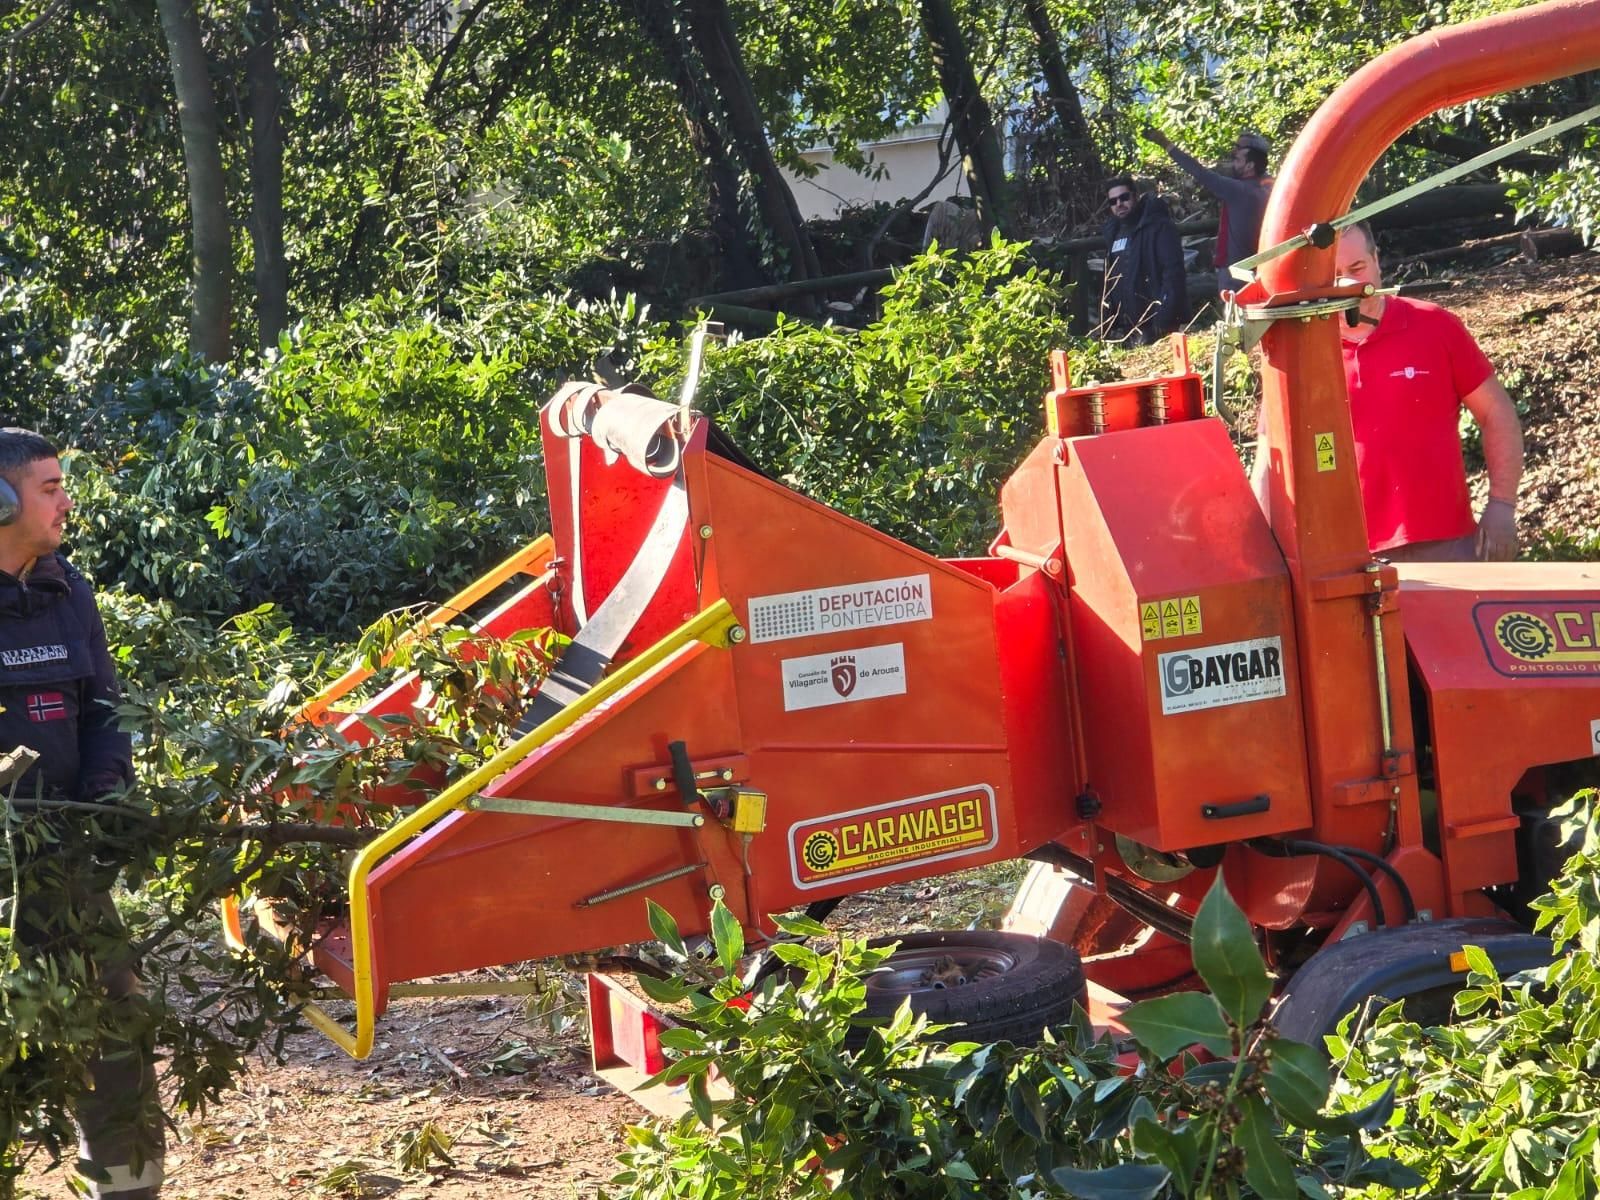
[{"left": 264, "top": 0, "right": 1600, "bottom": 1075}]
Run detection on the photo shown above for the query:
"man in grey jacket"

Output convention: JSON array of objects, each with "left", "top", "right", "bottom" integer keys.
[{"left": 1145, "top": 126, "right": 1274, "bottom": 293}]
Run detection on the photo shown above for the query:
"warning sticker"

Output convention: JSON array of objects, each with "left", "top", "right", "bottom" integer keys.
[
  {"left": 1141, "top": 595, "right": 1203, "bottom": 641},
  {"left": 1315, "top": 433, "right": 1337, "bottom": 472},
  {"left": 1476, "top": 600, "right": 1600, "bottom": 677},
  {"left": 1181, "top": 596, "right": 1203, "bottom": 636},
  {"left": 781, "top": 642, "right": 907, "bottom": 712},
  {"left": 788, "top": 784, "right": 998, "bottom": 889},
  {"left": 1157, "top": 636, "right": 1287, "bottom": 715},
  {"left": 747, "top": 574, "right": 932, "bottom": 644},
  {"left": 1161, "top": 599, "right": 1182, "bottom": 638},
  {"left": 1140, "top": 602, "right": 1162, "bottom": 641}
]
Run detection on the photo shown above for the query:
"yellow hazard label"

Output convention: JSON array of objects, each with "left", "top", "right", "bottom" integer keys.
[
  {"left": 1181, "top": 595, "right": 1203, "bottom": 636},
  {"left": 1315, "top": 432, "right": 1337, "bottom": 472},
  {"left": 1161, "top": 599, "right": 1183, "bottom": 638},
  {"left": 1140, "top": 602, "right": 1163, "bottom": 641},
  {"left": 1144, "top": 596, "right": 1203, "bottom": 640}
]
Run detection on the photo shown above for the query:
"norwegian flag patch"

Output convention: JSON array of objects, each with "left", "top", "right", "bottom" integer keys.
[{"left": 26, "top": 692, "right": 67, "bottom": 722}]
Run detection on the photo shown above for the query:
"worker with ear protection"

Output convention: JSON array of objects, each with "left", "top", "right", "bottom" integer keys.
[{"left": 0, "top": 426, "right": 163, "bottom": 1199}]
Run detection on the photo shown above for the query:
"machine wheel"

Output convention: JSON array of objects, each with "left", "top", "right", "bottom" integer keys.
[
  {"left": 853, "top": 930, "right": 1086, "bottom": 1047},
  {"left": 1272, "top": 917, "right": 1556, "bottom": 1045}
]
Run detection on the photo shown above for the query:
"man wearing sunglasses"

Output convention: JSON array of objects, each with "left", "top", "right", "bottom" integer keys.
[{"left": 1099, "top": 177, "right": 1189, "bottom": 345}]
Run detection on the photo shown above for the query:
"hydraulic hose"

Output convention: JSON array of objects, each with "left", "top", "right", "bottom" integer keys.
[
  {"left": 1330, "top": 844, "right": 1418, "bottom": 923},
  {"left": 1256, "top": 838, "right": 1389, "bottom": 929}
]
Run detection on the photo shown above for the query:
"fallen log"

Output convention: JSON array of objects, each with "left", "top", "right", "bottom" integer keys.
[{"left": 1396, "top": 226, "right": 1586, "bottom": 265}]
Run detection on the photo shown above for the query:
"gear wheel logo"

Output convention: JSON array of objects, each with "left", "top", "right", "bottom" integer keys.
[
  {"left": 801, "top": 831, "right": 839, "bottom": 872},
  {"left": 1496, "top": 611, "right": 1556, "bottom": 661}
]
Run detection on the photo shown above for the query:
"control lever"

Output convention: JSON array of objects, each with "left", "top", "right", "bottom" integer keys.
[{"left": 668, "top": 740, "right": 731, "bottom": 819}]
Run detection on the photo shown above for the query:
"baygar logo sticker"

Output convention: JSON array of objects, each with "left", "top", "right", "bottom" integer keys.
[{"left": 1156, "top": 636, "right": 1286, "bottom": 715}]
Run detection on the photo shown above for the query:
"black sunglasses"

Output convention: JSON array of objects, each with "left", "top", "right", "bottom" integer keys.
[{"left": 1108, "top": 192, "right": 1134, "bottom": 204}]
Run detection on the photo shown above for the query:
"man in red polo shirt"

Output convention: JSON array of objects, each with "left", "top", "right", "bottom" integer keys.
[{"left": 1328, "top": 221, "right": 1523, "bottom": 560}]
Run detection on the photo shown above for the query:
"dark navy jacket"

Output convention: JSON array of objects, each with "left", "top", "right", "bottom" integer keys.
[
  {"left": 1100, "top": 193, "right": 1190, "bottom": 344},
  {"left": 0, "top": 553, "right": 131, "bottom": 802}
]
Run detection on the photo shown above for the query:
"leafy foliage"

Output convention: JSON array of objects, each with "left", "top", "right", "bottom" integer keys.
[
  {"left": 23, "top": 290, "right": 662, "bottom": 633},
  {"left": 1330, "top": 790, "right": 1600, "bottom": 1196},
  {"left": 0, "top": 592, "right": 557, "bottom": 1191},
  {"left": 676, "top": 237, "right": 1088, "bottom": 554},
  {"left": 607, "top": 881, "right": 1419, "bottom": 1198}
]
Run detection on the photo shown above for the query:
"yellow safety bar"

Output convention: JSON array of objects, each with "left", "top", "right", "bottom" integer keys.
[
  {"left": 301, "top": 598, "right": 744, "bottom": 1058},
  {"left": 298, "top": 534, "right": 557, "bottom": 725}
]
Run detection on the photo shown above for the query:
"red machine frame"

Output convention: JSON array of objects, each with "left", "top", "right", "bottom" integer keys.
[{"left": 273, "top": 0, "right": 1600, "bottom": 1064}]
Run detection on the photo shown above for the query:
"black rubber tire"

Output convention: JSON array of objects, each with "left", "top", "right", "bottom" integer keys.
[{"left": 853, "top": 930, "right": 1086, "bottom": 1047}]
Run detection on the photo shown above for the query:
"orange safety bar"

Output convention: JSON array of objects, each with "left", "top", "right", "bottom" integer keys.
[
  {"left": 222, "top": 532, "right": 557, "bottom": 951},
  {"left": 296, "top": 534, "right": 555, "bottom": 725}
]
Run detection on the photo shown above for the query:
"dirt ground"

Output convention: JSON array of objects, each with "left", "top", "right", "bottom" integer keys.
[
  {"left": 16, "top": 867, "right": 1019, "bottom": 1200},
  {"left": 19, "top": 248, "right": 1600, "bottom": 1199}
]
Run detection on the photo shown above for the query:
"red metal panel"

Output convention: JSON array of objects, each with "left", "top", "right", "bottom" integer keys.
[
  {"left": 997, "top": 437, "right": 1067, "bottom": 561},
  {"left": 1058, "top": 420, "right": 1311, "bottom": 854},
  {"left": 541, "top": 409, "right": 703, "bottom": 660},
  {"left": 360, "top": 436, "right": 1054, "bottom": 990},
  {"left": 992, "top": 569, "right": 1083, "bottom": 853},
  {"left": 1401, "top": 563, "right": 1600, "bottom": 908}
]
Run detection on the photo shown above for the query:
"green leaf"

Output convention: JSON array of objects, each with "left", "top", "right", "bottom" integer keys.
[
  {"left": 1237, "top": 1094, "right": 1298, "bottom": 1200},
  {"left": 711, "top": 900, "right": 744, "bottom": 974},
  {"left": 656, "top": 1027, "right": 705, "bottom": 1052},
  {"left": 1192, "top": 876, "right": 1270, "bottom": 1030},
  {"left": 1049, "top": 1162, "right": 1171, "bottom": 1200},
  {"left": 1463, "top": 943, "right": 1498, "bottom": 981},
  {"left": 647, "top": 899, "right": 686, "bottom": 956},
  {"left": 1321, "top": 1077, "right": 1399, "bottom": 1134},
  {"left": 1122, "top": 991, "right": 1233, "bottom": 1060},
  {"left": 1263, "top": 1039, "right": 1331, "bottom": 1127},
  {"left": 687, "top": 1071, "right": 714, "bottom": 1128},
  {"left": 1008, "top": 1077, "right": 1047, "bottom": 1141},
  {"left": 1132, "top": 1109, "right": 1199, "bottom": 1185},
  {"left": 1183, "top": 1059, "right": 1238, "bottom": 1088},
  {"left": 945, "top": 1160, "right": 978, "bottom": 1181},
  {"left": 767, "top": 941, "right": 824, "bottom": 974},
  {"left": 1344, "top": 1155, "right": 1425, "bottom": 1190},
  {"left": 770, "top": 912, "right": 831, "bottom": 939},
  {"left": 634, "top": 973, "right": 692, "bottom": 1005}
]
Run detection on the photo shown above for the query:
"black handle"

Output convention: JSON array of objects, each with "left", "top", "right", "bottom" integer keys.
[
  {"left": 1202, "top": 794, "right": 1271, "bottom": 820},
  {"left": 667, "top": 740, "right": 700, "bottom": 807}
]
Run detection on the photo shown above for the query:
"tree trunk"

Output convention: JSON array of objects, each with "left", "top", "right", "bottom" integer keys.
[
  {"left": 919, "top": 0, "right": 1011, "bottom": 238},
  {"left": 246, "top": 0, "right": 287, "bottom": 350},
  {"left": 631, "top": 0, "right": 765, "bottom": 290},
  {"left": 157, "top": 0, "right": 231, "bottom": 361},
  {"left": 1022, "top": 0, "right": 1103, "bottom": 183},
  {"left": 680, "top": 0, "right": 821, "bottom": 281}
]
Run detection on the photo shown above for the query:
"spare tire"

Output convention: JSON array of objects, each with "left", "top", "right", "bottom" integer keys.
[{"left": 854, "top": 930, "right": 1086, "bottom": 1047}]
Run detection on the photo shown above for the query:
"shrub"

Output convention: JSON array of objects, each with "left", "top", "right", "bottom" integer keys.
[
  {"left": 1331, "top": 790, "right": 1600, "bottom": 1195},
  {"left": 673, "top": 237, "right": 1084, "bottom": 556},
  {"left": 607, "top": 882, "right": 1417, "bottom": 1199},
  {"left": 52, "top": 291, "right": 662, "bottom": 633}
]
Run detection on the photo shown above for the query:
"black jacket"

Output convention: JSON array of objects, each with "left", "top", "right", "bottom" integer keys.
[
  {"left": 0, "top": 553, "right": 131, "bottom": 802},
  {"left": 1101, "top": 193, "right": 1190, "bottom": 343}
]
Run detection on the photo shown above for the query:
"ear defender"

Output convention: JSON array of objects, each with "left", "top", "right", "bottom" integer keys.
[{"left": 0, "top": 478, "right": 18, "bottom": 526}]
